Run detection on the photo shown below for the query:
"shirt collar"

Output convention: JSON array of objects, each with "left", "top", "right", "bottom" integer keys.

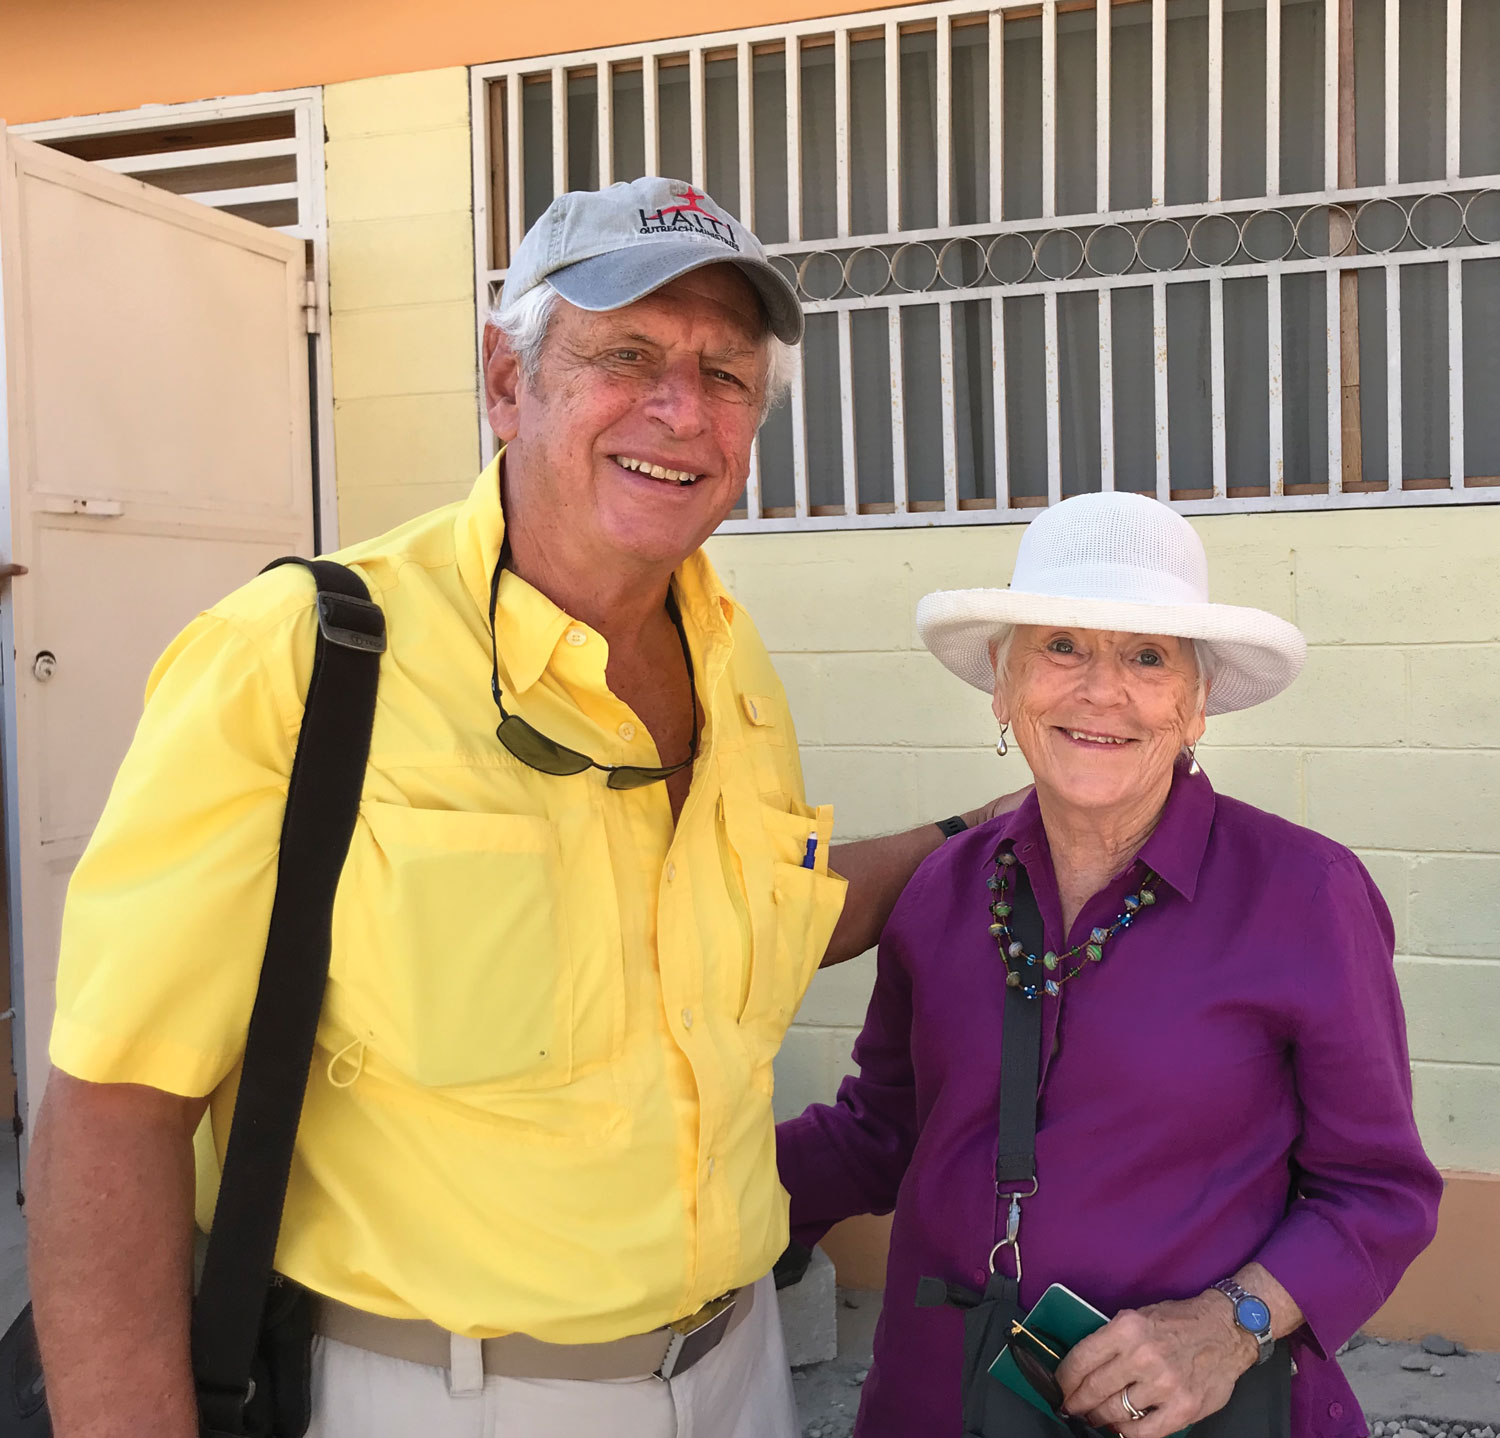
[
  {"left": 453, "top": 453, "right": 739, "bottom": 696},
  {"left": 988, "top": 762, "right": 1215, "bottom": 903}
]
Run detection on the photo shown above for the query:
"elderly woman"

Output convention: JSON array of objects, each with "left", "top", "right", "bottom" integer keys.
[{"left": 777, "top": 493, "right": 1440, "bottom": 1438}]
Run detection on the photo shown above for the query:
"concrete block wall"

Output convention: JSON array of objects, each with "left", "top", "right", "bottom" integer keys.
[
  {"left": 323, "top": 67, "right": 479, "bottom": 544},
  {"left": 706, "top": 503, "right": 1500, "bottom": 1176}
]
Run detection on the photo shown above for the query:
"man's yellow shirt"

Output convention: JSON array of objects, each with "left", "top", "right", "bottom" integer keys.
[{"left": 52, "top": 461, "right": 846, "bottom": 1343}]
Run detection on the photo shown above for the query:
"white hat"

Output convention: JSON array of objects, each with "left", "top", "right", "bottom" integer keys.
[{"left": 916, "top": 492, "right": 1306, "bottom": 715}]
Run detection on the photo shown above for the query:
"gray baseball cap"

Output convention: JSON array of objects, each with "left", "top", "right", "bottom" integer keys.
[{"left": 500, "top": 176, "right": 804, "bottom": 344}]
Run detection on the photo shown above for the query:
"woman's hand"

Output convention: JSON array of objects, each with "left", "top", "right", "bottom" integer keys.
[{"left": 1055, "top": 1291, "right": 1256, "bottom": 1438}]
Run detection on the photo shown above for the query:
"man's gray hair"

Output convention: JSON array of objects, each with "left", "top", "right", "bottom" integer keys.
[{"left": 488, "top": 279, "right": 797, "bottom": 419}]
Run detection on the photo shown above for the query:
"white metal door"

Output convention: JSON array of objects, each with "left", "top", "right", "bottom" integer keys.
[{"left": 0, "top": 127, "right": 315, "bottom": 1131}]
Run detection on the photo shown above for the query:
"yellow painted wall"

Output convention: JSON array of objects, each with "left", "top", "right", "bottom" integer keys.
[
  {"left": 705, "top": 504, "right": 1500, "bottom": 1176},
  {"left": 324, "top": 67, "right": 481, "bottom": 542}
]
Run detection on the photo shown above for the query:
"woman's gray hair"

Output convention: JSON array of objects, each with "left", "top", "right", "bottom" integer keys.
[
  {"left": 488, "top": 279, "right": 797, "bottom": 419},
  {"left": 989, "top": 625, "right": 1216, "bottom": 710}
]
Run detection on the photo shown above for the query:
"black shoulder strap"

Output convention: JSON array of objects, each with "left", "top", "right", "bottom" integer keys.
[
  {"left": 995, "top": 858, "right": 1045, "bottom": 1189},
  {"left": 191, "top": 559, "right": 385, "bottom": 1433}
]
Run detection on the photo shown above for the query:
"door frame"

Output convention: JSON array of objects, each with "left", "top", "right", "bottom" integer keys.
[{"left": 16, "top": 87, "right": 337, "bottom": 551}]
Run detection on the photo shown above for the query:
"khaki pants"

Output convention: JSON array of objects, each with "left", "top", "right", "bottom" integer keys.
[{"left": 304, "top": 1275, "right": 799, "bottom": 1438}]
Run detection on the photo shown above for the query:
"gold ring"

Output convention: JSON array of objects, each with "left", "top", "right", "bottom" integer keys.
[{"left": 1121, "top": 1388, "right": 1147, "bottom": 1422}]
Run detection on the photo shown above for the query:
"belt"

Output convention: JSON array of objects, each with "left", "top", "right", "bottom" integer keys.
[{"left": 310, "top": 1283, "right": 755, "bottom": 1383}]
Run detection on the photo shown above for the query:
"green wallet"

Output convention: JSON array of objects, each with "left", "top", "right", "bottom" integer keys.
[{"left": 989, "top": 1283, "right": 1192, "bottom": 1437}]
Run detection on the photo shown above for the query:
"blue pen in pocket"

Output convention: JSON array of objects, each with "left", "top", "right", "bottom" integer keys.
[{"left": 802, "top": 834, "right": 818, "bottom": 869}]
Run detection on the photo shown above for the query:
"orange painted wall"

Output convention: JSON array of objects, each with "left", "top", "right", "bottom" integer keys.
[{"left": 0, "top": 0, "right": 906, "bottom": 126}]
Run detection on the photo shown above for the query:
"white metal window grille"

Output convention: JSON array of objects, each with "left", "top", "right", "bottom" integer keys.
[
  {"left": 472, "top": 0, "right": 1500, "bottom": 531},
  {"left": 18, "top": 90, "right": 340, "bottom": 547}
]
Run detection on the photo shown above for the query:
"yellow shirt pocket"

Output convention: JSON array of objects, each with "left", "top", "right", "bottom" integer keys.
[{"left": 332, "top": 802, "right": 579, "bottom": 1091}]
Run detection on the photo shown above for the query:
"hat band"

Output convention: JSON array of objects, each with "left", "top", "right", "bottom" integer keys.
[{"left": 1010, "top": 561, "right": 1206, "bottom": 609}]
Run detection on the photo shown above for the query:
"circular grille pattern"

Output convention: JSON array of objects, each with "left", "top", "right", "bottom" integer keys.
[{"left": 763, "top": 191, "right": 1498, "bottom": 302}]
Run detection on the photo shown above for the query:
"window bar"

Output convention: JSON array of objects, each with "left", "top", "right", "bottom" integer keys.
[
  {"left": 937, "top": 13, "right": 954, "bottom": 228},
  {"left": 690, "top": 49, "right": 707, "bottom": 190},
  {"left": 1210, "top": 276, "right": 1228, "bottom": 497},
  {"left": 1448, "top": 256, "right": 1464, "bottom": 486},
  {"left": 786, "top": 38, "right": 803, "bottom": 244},
  {"left": 737, "top": 41, "right": 755, "bottom": 228},
  {"left": 1268, "top": 271, "right": 1285, "bottom": 494},
  {"left": 1042, "top": 0, "right": 1058, "bottom": 219},
  {"left": 644, "top": 53, "right": 661, "bottom": 175},
  {"left": 1044, "top": 289, "right": 1063, "bottom": 506},
  {"left": 835, "top": 30, "right": 852, "bottom": 238},
  {"left": 747, "top": 435, "right": 763, "bottom": 520},
  {"left": 886, "top": 21, "right": 902, "bottom": 230},
  {"left": 790, "top": 347, "right": 811, "bottom": 518},
  {"left": 989, "top": 11, "right": 1005, "bottom": 223},
  {"left": 939, "top": 302, "right": 960, "bottom": 511},
  {"left": 1445, "top": 0, "right": 1461, "bottom": 182},
  {"left": 596, "top": 63, "right": 614, "bottom": 188},
  {"left": 507, "top": 77, "right": 524, "bottom": 269},
  {"left": 1096, "top": 0, "right": 1111, "bottom": 215},
  {"left": 992, "top": 295, "right": 1011, "bottom": 507},
  {"left": 890, "top": 308, "right": 909, "bottom": 514},
  {"left": 1151, "top": 0, "right": 1167, "bottom": 208},
  {"left": 1208, "top": 0, "right": 1223, "bottom": 201},
  {"left": 1266, "top": 0, "right": 1281, "bottom": 196},
  {"left": 1098, "top": 289, "right": 1116, "bottom": 491},
  {"left": 1322, "top": 3, "right": 1338, "bottom": 191},
  {"left": 1385, "top": 264, "right": 1402, "bottom": 490},
  {"left": 552, "top": 66, "right": 568, "bottom": 196},
  {"left": 1325, "top": 266, "right": 1343, "bottom": 492},
  {"left": 1385, "top": 0, "right": 1400, "bottom": 185},
  {"left": 839, "top": 309, "right": 859, "bottom": 512},
  {"left": 1153, "top": 281, "right": 1170, "bottom": 499}
]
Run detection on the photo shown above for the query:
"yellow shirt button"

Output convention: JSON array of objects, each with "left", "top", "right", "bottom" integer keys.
[
  {"left": 565, "top": 628, "right": 587, "bottom": 647},
  {"left": 618, "top": 721, "right": 637, "bottom": 741},
  {"left": 681, "top": 1007, "right": 694, "bottom": 1029},
  {"left": 706, "top": 1157, "right": 715, "bottom": 1177},
  {"left": 665, "top": 862, "right": 677, "bottom": 881}
]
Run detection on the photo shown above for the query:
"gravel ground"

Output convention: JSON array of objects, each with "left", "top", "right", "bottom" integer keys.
[{"left": 795, "top": 1293, "right": 1500, "bottom": 1438}]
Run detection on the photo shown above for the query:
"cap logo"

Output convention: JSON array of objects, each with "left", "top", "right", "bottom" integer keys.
[{"left": 638, "top": 187, "right": 740, "bottom": 251}]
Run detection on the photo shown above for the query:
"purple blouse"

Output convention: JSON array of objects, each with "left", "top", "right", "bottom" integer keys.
[{"left": 777, "top": 770, "right": 1441, "bottom": 1438}]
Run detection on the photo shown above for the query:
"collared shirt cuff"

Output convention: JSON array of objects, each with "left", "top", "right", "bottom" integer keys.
[{"left": 1253, "top": 1207, "right": 1385, "bottom": 1359}]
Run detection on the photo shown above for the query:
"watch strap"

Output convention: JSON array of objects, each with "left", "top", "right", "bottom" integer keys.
[{"left": 935, "top": 815, "right": 969, "bottom": 839}]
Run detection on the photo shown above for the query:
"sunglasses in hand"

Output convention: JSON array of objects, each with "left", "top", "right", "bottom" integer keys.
[{"left": 1008, "top": 1321, "right": 1114, "bottom": 1438}]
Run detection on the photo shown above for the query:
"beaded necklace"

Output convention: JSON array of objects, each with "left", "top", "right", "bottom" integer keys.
[{"left": 986, "top": 847, "right": 1161, "bottom": 1000}]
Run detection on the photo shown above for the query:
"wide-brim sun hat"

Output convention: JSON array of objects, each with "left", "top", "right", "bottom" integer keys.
[{"left": 915, "top": 491, "right": 1307, "bottom": 716}]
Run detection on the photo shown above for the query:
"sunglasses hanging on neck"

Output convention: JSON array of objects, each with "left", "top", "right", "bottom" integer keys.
[{"left": 487, "top": 551, "right": 699, "bottom": 789}]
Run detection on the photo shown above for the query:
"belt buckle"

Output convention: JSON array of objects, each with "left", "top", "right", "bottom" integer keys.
[{"left": 655, "top": 1293, "right": 737, "bottom": 1381}]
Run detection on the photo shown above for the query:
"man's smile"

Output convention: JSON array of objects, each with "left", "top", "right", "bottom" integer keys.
[{"left": 611, "top": 453, "right": 704, "bottom": 485}]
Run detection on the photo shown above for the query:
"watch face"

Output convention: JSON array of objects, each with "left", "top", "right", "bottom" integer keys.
[{"left": 1236, "top": 1296, "right": 1272, "bottom": 1336}]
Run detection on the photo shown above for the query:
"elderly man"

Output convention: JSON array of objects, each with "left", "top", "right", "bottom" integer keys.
[{"left": 27, "top": 178, "right": 1010, "bottom": 1438}]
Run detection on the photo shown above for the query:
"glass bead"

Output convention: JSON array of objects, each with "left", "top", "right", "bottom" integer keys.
[
  {"left": 989, "top": 923, "right": 1004, "bottom": 937},
  {"left": 1042, "top": 951, "right": 1058, "bottom": 971},
  {"left": 1006, "top": 972, "right": 1022, "bottom": 988},
  {"left": 993, "top": 903, "right": 1011, "bottom": 918},
  {"left": 1023, "top": 985, "right": 1038, "bottom": 999},
  {"left": 987, "top": 875, "right": 1001, "bottom": 891},
  {"left": 1086, "top": 943, "right": 1104, "bottom": 963},
  {"left": 1091, "top": 927, "right": 1108, "bottom": 944},
  {"left": 1140, "top": 889, "right": 1156, "bottom": 905},
  {"left": 1000, "top": 851, "right": 1016, "bottom": 865},
  {"left": 1124, "top": 894, "right": 1140, "bottom": 911},
  {"left": 1044, "top": 980, "right": 1060, "bottom": 997},
  {"left": 1008, "top": 942, "right": 1024, "bottom": 959}
]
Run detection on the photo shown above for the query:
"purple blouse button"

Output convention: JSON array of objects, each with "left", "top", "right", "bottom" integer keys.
[{"left": 1327, "top": 1401, "right": 1343, "bottom": 1420}]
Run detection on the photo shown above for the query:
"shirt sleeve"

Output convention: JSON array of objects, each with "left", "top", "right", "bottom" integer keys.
[
  {"left": 51, "top": 607, "right": 302, "bottom": 1097},
  {"left": 776, "top": 864, "right": 926, "bottom": 1249},
  {"left": 1252, "top": 852, "right": 1443, "bottom": 1357}
]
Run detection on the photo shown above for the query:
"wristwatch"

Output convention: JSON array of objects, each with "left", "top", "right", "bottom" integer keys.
[
  {"left": 1212, "top": 1278, "right": 1273, "bottom": 1365},
  {"left": 934, "top": 815, "right": 968, "bottom": 840}
]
